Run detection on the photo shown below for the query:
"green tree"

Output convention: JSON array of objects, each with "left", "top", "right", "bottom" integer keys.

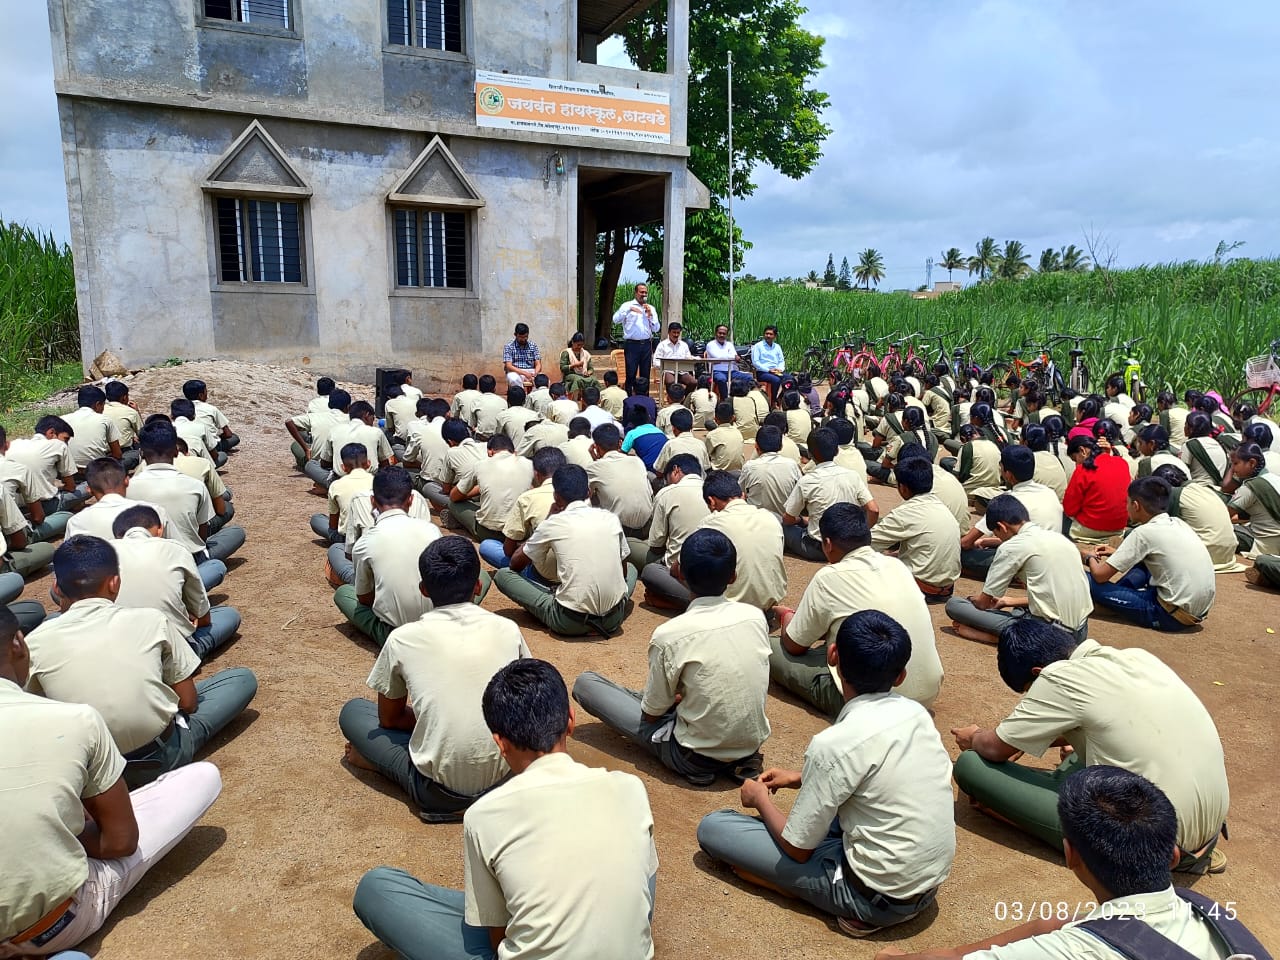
[
  {"left": 855, "top": 248, "right": 885, "bottom": 290},
  {"left": 995, "top": 240, "right": 1031, "bottom": 280},
  {"left": 806, "top": 269, "right": 820, "bottom": 284},
  {"left": 837, "top": 257, "right": 853, "bottom": 291},
  {"left": 1037, "top": 247, "right": 1062, "bottom": 273},
  {"left": 967, "top": 236, "right": 999, "bottom": 281},
  {"left": 939, "top": 247, "right": 965, "bottom": 281},
  {"left": 823, "top": 253, "right": 837, "bottom": 286},
  {"left": 1059, "top": 244, "right": 1091, "bottom": 272},
  {"left": 620, "top": 0, "right": 831, "bottom": 306}
]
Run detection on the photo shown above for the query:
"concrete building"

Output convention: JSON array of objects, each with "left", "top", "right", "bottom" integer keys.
[{"left": 47, "top": 0, "right": 706, "bottom": 388}]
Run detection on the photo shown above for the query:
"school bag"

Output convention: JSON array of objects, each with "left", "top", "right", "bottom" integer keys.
[{"left": 1079, "top": 887, "right": 1271, "bottom": 960}]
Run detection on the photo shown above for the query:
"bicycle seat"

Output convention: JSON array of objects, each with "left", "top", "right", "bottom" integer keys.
[
  {"left": 1007, "top": 349, "right": 1023, "bottom": 358},
  {"left": 1069, "top": 349, "right": 1085, "bottom": 357}
]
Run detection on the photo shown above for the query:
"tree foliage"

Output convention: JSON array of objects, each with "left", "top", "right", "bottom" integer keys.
[
  {"left": 856, "top": 248, "right": 885, "bottom": 290},
  {"left": 968, "top": 236, "right": 999, "bottom": 281},
  {"left": 823, "top": 253, "right": 837, "bottom": 286},
  {"left": 939, "top": 247, "right": 965, "bottom": 281},
  {"left": 837, "top": 257, "right": 853, "bottom": 291},
  {"left": 995, "top": 240, "right": 1031, "bottom": 280}
]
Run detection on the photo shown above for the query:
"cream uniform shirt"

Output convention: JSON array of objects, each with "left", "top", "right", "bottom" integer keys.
[
  {"left": 126, "top": 463, "right": 214, "bottom": 554},
  {"left": 463, "top": 752, "right": 657, "bottom": 960},
  {"left": 740, "top": 452, "right": 802, "bottom": 517},
  {"left": 521, "top": 500, "right": 629, "bottom": 615},
  {"left": 833, "top": 443, "right": 869, "bottom": 483},
  {"left": 786, "top": 547, "right": 943, "bottom": 708},
  {"left": 63, "top": 406, "right": 121, "bottom": 469},
  {"left": 517, "top": 420, "right": 568, "bottom": 457},
  {"left": 996, "top": 640, "right": 1229, "bottom": 852},
  {"left": 653, "top": 433, "right": 710, "bottom": 474},
  {"left": 586, "top": 450, "right": 655, "bottom": 530},
  {"left": 958, "top": 438, "right": 1003, "bottom": 495},
  {"left": 353, "top": 510, "right": 443, "bottom": 627},
  {"left": 0, "top": 487, "right": 25, "bottom": 543},
  {"left": 451, "top": 388, "right": 482, "bottom": 422},
  {"left": 1108, "top": 514, "right": 1215, "bottom": 618},
  {"left": 471, "top": 394, "right": 508, "bottom": 437},
  {"left": 192, "top": 399, "right": 230, "bottom": 438},
  {"left": 783, "top": 461, "right": 874, "bottom": 540},
  {"left": 646, "top": 474, "right": 709, "bottom": 567},
  {"left": 368, "top": 604, "right": 530, "bottom": 795},
  {"left": 983, "top": 522, "right": 1093, "bottom": 629},
  {"left": 1031, "top": 450, "right": 1069, "bottom": 500},
  {"left": 557, "top": 435, "right": 596, "bottom": 469},
  {"left": 1171, "top": 481, "right": 1240, "bottom": 569},
  {"left": 440, "top": 438, "right": 484, "bottom": 488},
  {"left": 698, "top": 499, "right": 787, "bottom": 610},
  {"left": 655, "top": 402, "right": 685, "bottom": 437},
  {"left": 599, "top": 384, "right": 628, "bottom": 419},
  {"left": 113, "top": 527, "right": 210, "bottom": 637},
  {"left": 460, "top": 451, "right": 535, "bottom": 530},
  {"left": 641, "top": 596, "right": 771, "bottom": 760},
  {"left": 975, "top": 480, "right": 1063, "bottom": 537},
  {"left": 104, "top": 400, "right": 142, "bottom": 447},
  {"left": 175, "top": 451, "right": 227, "bottom": 501},
  {"left": 65, "top": 492, "right": 172, "bottom": 542},
  {"left": 327, "top": 468, "right": 374, "bottom": 533},
  {"left": 6, "top": 435, "right": 76, "bottom": 488},
  {"left": 502, "top": 478, "right": 556, "bottom": 542},
  {"left": 1230, "top": 471, "right": 1280, "bottom": 553},
  {"left": 0, "top": 680, "right": 126, "bottom": 941},
  {"left": 25, "top": 598, "right": 201, "bottom": 754},
  {"left": 705, "top": 425, "right": 745, "bottom": 471},
  {"left": 0, "top": 453, "right": 56, "bottom": 505},
  {"left": 546, "top": 397, "right": 580, "bottom": 426},
  {"left": 322, "top": 420, "right": 394, "bottom": 475},
  {"left": 869, "top": 493, "right": 962, "bottom": 587},
  {"left": 782, "top": 693, "right": 955, "bottom": 900},
  {"left": 1181, "top": 437, "right": 1228, "bottom": 486},
  {"left": 405, "top": 417, "right": 449, "bottom": 482},
  {"left": 344, "top": 490, "right": 434, "bottom": 553},
  {"left": 931, "top": 464, "right": 973, "bottom": 534},
  {"left": 174, "top": 415, "right": 216, "bottom": 462}
]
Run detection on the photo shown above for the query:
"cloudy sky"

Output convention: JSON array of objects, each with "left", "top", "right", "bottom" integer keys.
[{"left": 4, "top": 1, "right": 1277, "bottom": 290}]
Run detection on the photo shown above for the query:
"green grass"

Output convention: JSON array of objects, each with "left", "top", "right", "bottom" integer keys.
[
  {"left": 0, "top": 362, "right": 82, "bottom": 436},
  {"left": 619, "top": 260, "right": 1280, "bottom": 398}
]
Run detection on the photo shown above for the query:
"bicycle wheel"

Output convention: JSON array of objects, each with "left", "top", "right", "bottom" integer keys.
[
  {"left": 1230, "top": 386, "right": 1280, "bottom": 419},
  {"left": 902, "top": 356, "right": 927, "bottom": 379}
]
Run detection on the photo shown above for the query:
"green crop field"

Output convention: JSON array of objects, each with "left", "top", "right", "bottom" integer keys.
[{"left": 620, "top": 259, "right": 1280, "bottom": 399}]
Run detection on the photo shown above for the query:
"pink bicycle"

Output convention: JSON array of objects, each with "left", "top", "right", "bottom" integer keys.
[{"left": 851, "top": 332, "right": 928, "bottom": 380}]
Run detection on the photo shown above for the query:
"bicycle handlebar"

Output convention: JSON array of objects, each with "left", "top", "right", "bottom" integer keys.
[{"left": 1047, "top": 334, "right": 1103, "bottom": 346}]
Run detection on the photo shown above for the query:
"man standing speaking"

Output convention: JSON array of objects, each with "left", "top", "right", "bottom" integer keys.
[{"left": 614, "top": 283, "right": 660, "bottom": 397}]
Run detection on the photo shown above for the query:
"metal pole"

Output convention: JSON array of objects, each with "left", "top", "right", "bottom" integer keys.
[{"left": 727, "top": 50, "right": 734, "bottom": 343}]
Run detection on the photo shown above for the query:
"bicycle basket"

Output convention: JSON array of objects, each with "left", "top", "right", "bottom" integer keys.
[{"left": 1245, "top": 353, "right": 1280, "bottom": 389}]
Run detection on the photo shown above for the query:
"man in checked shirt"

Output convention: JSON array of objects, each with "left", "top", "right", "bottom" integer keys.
[{"left": 503, "top": 323, "right": 543, "bottom": 392}]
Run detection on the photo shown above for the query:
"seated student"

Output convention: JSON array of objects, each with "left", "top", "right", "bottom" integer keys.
[
  {"left": 951, "top": 618, "right": 1229, "bottom": 873},
  {"left": 383, "top": 379, "right": 422, "bottom": 447},
  {"left": 493, "top": 464, "right": 637, "bottom": 639},
  {"left": 127, "top": 421, "right": 245, "bottom": 579},
  {"left": 824, "top": 416, "right": 869, "bottom": 481},
  {"left": 1086, "top": 476, "right": 1215, "bottom": 631},
  {"left": 587, "top": 423, "right": 655, "bottom": 538},
  {"left": 313, "top": 401, "right": 394, "bottom": 488},
  {"left": 450, "top": 373, "right": 482, "bottom": 423},
  {"left": 102, "top": 380, "right": 143, "bottom": 470},
  {"left": 961, "top": 446, "right": 1064, "bottom": 577},
  {"left": 0, "top": 544, "right": 46, "bottom": 633},
  {"left": 1134, "top": 422, "right": 1189, "bottom": 481},
  {"left": 655, "top": 381, "right": 688, "bottom": 437},
  {"left": 921, "top": 371, "right": 953, "bottom": 441},
  {"left": 869, "top": 456, "right": 961, "bottom": 602},
  {"left": 402, "top": 396, "right": 448, "bottom": 481},
  {"left": 327, "top": 485, "right": 435, "bottom": 588},
  {"left": 772, "top": 503, "right": 943, "bottom": 718},
  {"left": 63, "top": 386, "right": 124, "bottom": 476},
  {"left": 310, "top": 443, "right": 373, "bottom": 545},
  {"left": 1063, "top": 435, "right": 1131, "bottom": 542},
  {"left": 631, "top": 454, "right": 709, "bottom": 597},
  {"left": 705, "top": 401, "right": 746, "bottom": 472},
  {"left": 112, "top": 505, "right": 241, "bottom": 661},
  {"left": 340, "top": 537, "right": 530, "bottom": 822},
  {"left": 353, "top": 658, "right": 657, "bottom": 960},
  {"left": 730, "top": 377, "right": 769, "bottom": 441},
  {"left": 1242, "top": 419, "right": 1280, "bottom": 472},
  {"left": 469, "top": 375, "right": 507, "bottom": 440},
  {"left": 493, "top": 385, "right": 541, "bottom": 451},
  {"left": 27, "top": 536, "right": 258, "bottom": 789},
  {"left": 698, "top": 610, "right": 956, "bottom": 938},
  {"left": 687, "top": 373, "right": 718, "bottom": 426},
  {"left": 575, "top": 528, "right": 770, "bottom": 784},
  {"left": 334, "top": 467, "right": 447, "bottom": 647},
  {"left": 1181, "top": 410, "right": 1229, "bottom": 487},
  {"left": 67, "top": 456, "right": 173, "bottom": 543},
  {"left": 652, "top": 408, "right": 710, "bottom": 476},
  {"left": 867, "top": 405, "right": 936, "bottom": 484},
  {"left": 479, "top": 447, "right": 564, "bottom": 570},
  {"left": 622, "top": 384, "right": 658, "bottom": 426},
  {"left": 285, "top": 376, "right": 338, "bottom": 470},
  {"left": 946, "top": 494, "right": 1093, "bottom": 645},
  {"left": 1248, "top": 552, "right": 1280, "bottom": 588},
  {"left": 1149, "top": 464, "right": 1240, "bottom": 571},
  {"left": 293, "top": 388, "right": 351, "bottom": 477},
  {"left": 941, "top": 422, "right": 1003, "bottom": 497},
  {"left": 597, "top": 368, "right": 628, "bottom": 419},
  {"left": 0, "top": 607, "right": 223, "bottom": 957},
  {"left": 575, "top": 385, "right": 619, "bottom": 433},
  {"left": 526, "top": 371, "right": 552, "bottom": 418},
  {"left": 1, "top": 476, "right": 56, "bottom": 580},
  {"left": 861, "top": 390, "right": 909, "bottom": 461},
  {"left": 423, "top": 418, "right": 482, "bottom": 514},
  {"left": 781, "top": 390, "right": 813, "bottom": 446},
  {"left": 172, "top": 396, "right": 222, "bottom": 467},
  {"left": 516, "top": 409, "right": 568, "bottom": 458},
  {"left": 895, "top": 766, "right": 1264, "bottom": 960},
  {"left": 782, "top": 428, "right": 879, "bottom": 561},
  {"left": 0, "top": 425, "right": 70, "bottom": 544},
  {"left": 173, "top": 436, "right": 235, "bottom": 525},
  {"left": 1094, "top": 418, "right": 1139, "bottom": 479},
  {"left": 619, "top": 405, "right": 667, "bottom": 473},
  {"left": 558, "top": 415, "right": 598, "bottom": 469},
  {"left": 183, "top": 379, "right": 239, "bottom": 454},
  {"left": 545, "top": 381, "right": 580, "bottom": 426},
  {"left": 1224, "top": 441, "right": 1280, "bottom": 557},
  {"left": 449, "top": 435, "right": 534, "bottom": 542},
  {"left": 6, "top": 415, "right": 86, "bottom": 512},
  {"left": 740, "top": 425, "right": 802, "bottom": 517},
  {"left": 1018, "top": 423, "right": 1068, "bottom": 499}
]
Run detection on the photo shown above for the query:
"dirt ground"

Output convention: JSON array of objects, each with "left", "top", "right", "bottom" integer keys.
[{"left": 19, "top": 359, "right": 1279, "bottom": 958}]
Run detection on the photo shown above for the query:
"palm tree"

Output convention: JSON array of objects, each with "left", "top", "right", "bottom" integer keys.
[
  {"left": 967, "top": 237, "right": 999, "bottom": 281},
  {"left": 995, "top": 240, "right": 1031, "bottom": 280},
  {"left": 939, "top": 247, "right": 965, "bottom": 281},
  {"left": 855, "top": 248, "right": 886, "bottom": 290},
  {"left": 1059, "top": 244, "right": 1091, "bottom": 272},
  {"left": 805, "top": 269, "right": 820, "bottom": 284},
  {"left": 1037, "top": 248, "right": 1062, "bottom": 273}
]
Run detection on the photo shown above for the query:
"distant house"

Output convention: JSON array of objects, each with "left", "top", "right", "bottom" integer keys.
[{"left": 910, "top": 280, "right": 962, "bottom": 300}]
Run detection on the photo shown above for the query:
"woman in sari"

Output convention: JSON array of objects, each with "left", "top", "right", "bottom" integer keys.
[{"left": 559, "top": 332, "right": 599, "bottom": 399}]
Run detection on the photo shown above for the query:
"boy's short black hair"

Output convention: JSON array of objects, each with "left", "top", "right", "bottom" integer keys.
[
  {"left": 582, "top": 386, "right": 601, "bottom": 406},
  {"left": 514, "top": 322, "right": 530, "bottom": 336},
  {"left": 488, "top": 434, "right": 515, "bottom": 453},
  {"left": 1128, "top": 476, "right": 1170, "bottom": 515},
  {"left": 317, "top": 376, "right": 336, "bottom": 395},
  {"left": 482, "top": 659, "right": 570, "bottom": 753},
  {"left": 701, "top": 470, "right": 741, "bottom": 502},
  {"left": 328, "top": 389, "right": 352, "bottom": 411},
  {"left": 1000, "top": 444, "right": 1036, "bottom": 482},
  {"left": 104, "top": 381, "right": 129, "bottom": 403},
  {"left": 1058, "top": 765, "right": 1178, "bottom": 898},
  {"left": 182, "top": 379, "right": 207, "bottom": 401},
  {"left": 714, "top": 401, "right": 734, "bottom": 423},
  {"left": 112, "top": 504, "right": 162, "bottom": 539},
  {"left": 568, "top": 416, "right": 593, "bottom": 438},
  {"left": 442, "top": 419, "right": 471, "bottom": 444},
  {"left": 139, "top": 420, "right": 179, "bottom": 459},
  {"left": 549, "top": 382, "right": 566, "bottom": 399},
  {"left": 462, "top": 374, "right": 479, "bottom": 391},
  {"left": 602, "top": 369, "right": 618, "bottom": 386},
  {"left": 665, "top": 453, "right": 702, "bottom": 479},
  {"left": 143, "top": 413, "right": 170, "bottom": 427},
  {"left": 670, "top": 409, "right": 693, "bottom": 433},
  {"left": 834, "top": 610, "right": 912, "bottom": 693},
  {"left": 534, "top": 373, "right": 550, "bottom": 388},
  {"left": 0, "top": 605, "right": 18, "bottom": 645},
  {"left": 170, "top": 398, "right": 196, "bottom": 421},
  {"left": 819, "top": 502, "right": 871, "bottom": 551},
  {"left": 349, "top": 401, "right": 375, "bottom": 420},
  {"left": 35, "top": 415, "right": 73, "bottom": 437},
  {"left": 340, "top": 442, "right": 368, "bottom": 466},
  {"left": 552, "top": 464, "right": 589, "bottom": 503},
  {"left": 531, "top": 446, "right": 566, "bottom": 479},
  {"left": 426, "top": 397, "right": 450, "bottom": 420},
  {"left": 807, "top": 427, "right": 839, "bottom": 463},
  {"left": 415, "top": 397, "right": 433, "bottom": 417},
  {"left": 371, "top": 466, "right": 414, "bottom": 509},
  {"left": 755, "top": 425, "right": 783, "bottom": 453},
  {"left": 730, "top": 378, "right": 751, "bottom": 398},
  {"left": 761, "top": 410, "right": 788, "bottom": 432},
  {"left": 592, "top": 423, "right": 622, "bottom": 450},
  {"left": 680, "top": 529, "right": 736, "bottom": 597},
  {"left": 996, "top": 618, "right": 1078, "bottom": 692},
  {"left": 54, "top": 535, "right": 119, "bottom": 601},
  {"left": 782, "top": 390, "right": 800, "bottom": 410},
  {"left": 85, "top": 457, "right": 126, "bottom": 494},
  {"left": 985, "top": 493, "right": 1030, "bottom": 529},
  {"left": 506, "top": 385, "right": 527, "bottom": 407},
  {"left": 478, "top": 374, "right": 497, "bottom": 393},
  {"left": 827, "top": 417, "right": 855, "bottom": 446},
  {"left": 419, "top": 536, "right": 481, "bottom": 606},
  {"left": 895, "top": 457, "right": 934, "bottom": 495},
  {"left": 666, "top": 382, "right": 686, "bottom": 402},
  {"left": 78, "top": 385, "right": 106, "bottom": 408}
]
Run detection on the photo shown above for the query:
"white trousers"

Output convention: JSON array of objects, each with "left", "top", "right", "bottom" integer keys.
[
  {"left": 1, "top": 762, "right": 222, "bottom": 956},
  {"left": 506, "top": 371, "right": 529, "bottom": 390}
]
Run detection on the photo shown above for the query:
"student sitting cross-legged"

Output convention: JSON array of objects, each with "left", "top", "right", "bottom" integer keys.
[
  {"left": 353, "top": 659, "right": 658, "bottom": 960},
  {"left": 883, "top": 765, "right": 1263, "bottom": 960},
  {"left": 698, "top": 610, "right": 956, "bottom": 938},
  {"left": 309, "top": 443, "right": 373, "bottom": 545},
  {"left": 574, "top": 528, "right": 771, "bottom": 786},
  {"left": 868, "top": 455, "right": 962, "bottom": 602},
  {"left": 340, "top": 536, "right": 530, "bottom": 823},
  {"left": 26, "top": 535, "right": 258, "bottom": 789},
  {"left": 951, "top": 618, "right": 1229, "bottom": 874},
  {"left": 478, "top": 447, "right": 564, "bottom": 570}
]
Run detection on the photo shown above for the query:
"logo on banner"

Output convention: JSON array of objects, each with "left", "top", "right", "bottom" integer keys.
[{"left": 477, "top": 86, "right": 505, "bottom": 114}]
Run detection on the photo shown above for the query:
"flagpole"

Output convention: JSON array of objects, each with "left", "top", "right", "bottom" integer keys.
[{"left": 727, "top": 50, "right": 735, "bottom": 344}]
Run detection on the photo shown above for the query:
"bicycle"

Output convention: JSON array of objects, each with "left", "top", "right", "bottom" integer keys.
[
  {"left": 1105, "top": 337, "right": 1147, "bottom": 403},
  {"left": 1231, "top": 339, "right": 1280, "bottom": 418},
  {"left": 1046, "top": 334, "right": 1103, "bottom": 395}
]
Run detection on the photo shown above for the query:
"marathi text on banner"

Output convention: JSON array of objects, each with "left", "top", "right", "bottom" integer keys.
[{"left": 475, "top": 70, "right": 672, "bottom": 144}]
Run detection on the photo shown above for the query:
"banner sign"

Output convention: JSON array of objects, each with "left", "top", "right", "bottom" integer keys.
[{"left": 475, "top": 70, "right": 671, "bottom": 144}]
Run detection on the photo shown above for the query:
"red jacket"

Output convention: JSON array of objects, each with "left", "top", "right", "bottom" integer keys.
[{"left": 1063, "top": 453, "right": 1130, "bottom": 531}]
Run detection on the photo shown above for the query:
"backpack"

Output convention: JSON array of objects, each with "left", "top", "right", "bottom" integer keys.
[{"left": 1079, "top": 888, "right": 1271, "bottom": 960}]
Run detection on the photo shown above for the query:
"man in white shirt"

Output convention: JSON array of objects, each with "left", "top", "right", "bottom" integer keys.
[
  {"left": 614, "top": 282, "right": 660, "bottom": 397},
  {"left": 704, "top": 323, "right": 753, "bottom": 399},
  {"left": 750, "top": 324, "right": 787, "bottom": 405},
  {"left": 652, "top": 320, "right": 694, "bottom": 390},
  {"left": 577, "top": 385, "right": 621, "bottom": 432}
]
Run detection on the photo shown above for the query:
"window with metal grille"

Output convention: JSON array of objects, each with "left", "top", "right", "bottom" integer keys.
[
  {"left": 205, "top": 0, "right": 291, "bottom": 30},
  {"left": 392, "top": 209, "right": 468, "bottom": 289},
  {"left": 387, "top": 0, "right": 463, "bottom": 52},
  {"left": 215, "top": 197, "right": 304, "bottom": 283}
]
